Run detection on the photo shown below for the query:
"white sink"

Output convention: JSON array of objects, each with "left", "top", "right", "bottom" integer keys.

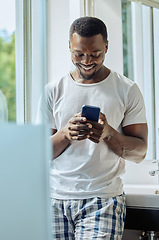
[{"left": 124, "top": 184, "right": 159, "bottom": 208}]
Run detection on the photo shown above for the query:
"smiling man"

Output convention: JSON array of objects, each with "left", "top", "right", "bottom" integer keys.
[
  {"left": 36, "top": 17, "right": 148, "bottom": 239},
  {"left": 69, "top": 32, "right": 108, "bottom": 82}
]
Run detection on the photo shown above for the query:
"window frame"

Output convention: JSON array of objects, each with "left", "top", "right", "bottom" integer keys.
[
  {"left": 122, "top": 0, "right": 159, "bottom": 160},
  {"left": 128, "top": 0, "right": 159, "bottom": 9},
  {"left": 15, "top": 0, "right": 48, "bottom": 124}
]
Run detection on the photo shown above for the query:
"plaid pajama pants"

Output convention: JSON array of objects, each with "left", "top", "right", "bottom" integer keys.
[{"left": 51, "top": 193, "right": 126, "bottom": 240}]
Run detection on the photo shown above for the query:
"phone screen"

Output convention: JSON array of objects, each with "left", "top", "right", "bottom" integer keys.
[{"left": 81, "top": 105, "right": 100, "bottom": 122}]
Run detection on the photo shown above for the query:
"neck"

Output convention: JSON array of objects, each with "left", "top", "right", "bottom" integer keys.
[{"left": 70, "top": 66, "right": 111, "bottom": 84}]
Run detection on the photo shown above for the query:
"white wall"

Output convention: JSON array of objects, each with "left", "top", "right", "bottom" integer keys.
[
  {"left": 122, "top": 159, "right": 159, "bottom": 185},
  {"left": 94, "top": 0, "right": 123, "bottom": 74},
  {"left": 47, "top": 0, "right": 71, "bottom": 83},
  {"left": 47, "top": 0, "right": 123, "bottom": 83}
]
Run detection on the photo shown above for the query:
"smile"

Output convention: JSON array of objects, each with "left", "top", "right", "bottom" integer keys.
[{"left": 79, "top": 64, "right": 95, "bottom": 71}]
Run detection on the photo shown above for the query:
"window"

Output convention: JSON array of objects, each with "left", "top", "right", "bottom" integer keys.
[
  {"left": 0, "top": 0, "right": 16, "bottom": 122},
  {"left": 122, "top": 0, "right": 159, "bottom": 160},
  {"left": 15, "top": 0, "right": 48, "bottom": 124}
]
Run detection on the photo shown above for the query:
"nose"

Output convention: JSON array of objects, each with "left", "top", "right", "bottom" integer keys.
[{"left": 81, "top": 54, "right": 93, "bottom": 65}]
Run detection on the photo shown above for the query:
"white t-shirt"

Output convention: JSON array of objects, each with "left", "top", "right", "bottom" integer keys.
[{"left": 36, "top": 70, "right": 147, "bottom": 199}]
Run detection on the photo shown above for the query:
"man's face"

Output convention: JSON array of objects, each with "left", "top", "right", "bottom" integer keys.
[{"left": 69, "top": 33, "right": 108, "bottom": 80}]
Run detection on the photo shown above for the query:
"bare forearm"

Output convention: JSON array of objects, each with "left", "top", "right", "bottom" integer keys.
[
  {"left": 103, "top": 126, "right": 147, "bottom": 163},
  {"left": 51, "top": 115, "right": 93, "bottom": 159},
  {"left": 51, "top": 129, "right": 71, "bottom": 159}
]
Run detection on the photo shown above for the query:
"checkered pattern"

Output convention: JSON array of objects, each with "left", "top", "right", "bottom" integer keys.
[{"left": 51, "top": 194, "right": 126, "bottom": 240}]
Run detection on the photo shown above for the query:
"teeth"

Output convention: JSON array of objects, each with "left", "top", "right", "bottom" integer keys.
[{"left": 81, "top": 65, "right": 94, "bottom": 70}]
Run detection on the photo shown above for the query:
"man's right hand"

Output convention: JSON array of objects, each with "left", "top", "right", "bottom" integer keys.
[
  {"left": 52, "top": 114, "right": 93, "bottom": 159},
  {"left": 63, "top": 114, "right": 93, "bottom": 141}
]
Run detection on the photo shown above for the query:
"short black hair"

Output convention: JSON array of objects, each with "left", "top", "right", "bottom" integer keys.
[{"left": 69, "top": 17, "right": 108, "bottom": 43}]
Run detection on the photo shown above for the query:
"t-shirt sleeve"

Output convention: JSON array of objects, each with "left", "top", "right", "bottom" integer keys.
[
  {"left": 35, "top": 85, "right": 56, "bottom": 129},
  {"left": 122, "top": 83, "right": 147, "bottom": 127}
]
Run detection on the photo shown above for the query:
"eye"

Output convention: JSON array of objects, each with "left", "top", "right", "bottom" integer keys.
[
  {"left": 73, "top": 52, "right": 84, "bottom": 58},
  {"left": 77, "top": 54, "right": 84, "bottom": 57},
  {"left": 91, "top": 54, "right": 101, "bottom": 58}
]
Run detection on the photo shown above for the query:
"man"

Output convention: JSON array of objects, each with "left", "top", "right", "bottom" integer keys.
[{"left": 36, "top": 17, "right": 148, "bottom": 239}]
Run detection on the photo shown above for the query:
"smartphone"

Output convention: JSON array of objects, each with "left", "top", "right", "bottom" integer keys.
[{"left": 81, "top": 105, "right": 100, "bottom": 122}]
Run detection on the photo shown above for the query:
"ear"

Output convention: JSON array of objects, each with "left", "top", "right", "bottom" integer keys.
[
  {"left": 105, "top": 41, "right": 108, "bottom": 53},
  {"left": 69, "top": 41, "right": 71, "bottom": 51}
]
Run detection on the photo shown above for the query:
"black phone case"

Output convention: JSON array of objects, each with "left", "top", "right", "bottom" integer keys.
[{"left": 81, "top": 105, "right": 100, "bottom": 122}]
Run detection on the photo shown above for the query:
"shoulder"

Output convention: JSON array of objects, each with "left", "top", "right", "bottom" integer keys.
[
  {"left": 110, "top": 70, "right": 134, "bottom": 88},
  {"left": 45, "top": 74, "right": 69, "bottom": 90},
  {"left": 109, "top": 70, "right": 139, "bottom": 100},
  {"left": 44, "top": 74, "right": 70, "bottom": 97}
]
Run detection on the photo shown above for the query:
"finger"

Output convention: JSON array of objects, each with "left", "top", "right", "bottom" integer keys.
[
  {"left": 70, "top": 134, "right": 90, "bottom": 141},
  {"left": 90, "top": 127, "right": 103, "bottom": 136},
  {"left": 99, "top": 112, "right": 106, "bottom": 123},
  {"left": 70, "top": 117, "right": 87, "bottom": 124},
  {"left": 89, "top": 131, "right": 101, "bottom": 140},
  {"left": 99, "top": 112, "right": 105, "bottom": 118},
  {"left": 69, "top": 129, "right": 91, "bottom": 137},
  {"left": 74, "top": 112, "right": 81, "bottom": 117},
  {"left": 98, "top": 118, "right": 104, "bottom": 124},
  {"left": 88, "top": 136, "right": 100, "bottom": 144},
  {"left": 68, "top": 123, "right": 92, "bottom": 131},
  {"left": 87, "top": 120, "right": 104, "bottom": 129}
]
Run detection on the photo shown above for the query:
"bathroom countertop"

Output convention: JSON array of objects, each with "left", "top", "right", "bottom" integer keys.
[{"left": 123, "top": 184, "right": 159, "bottom": 208}]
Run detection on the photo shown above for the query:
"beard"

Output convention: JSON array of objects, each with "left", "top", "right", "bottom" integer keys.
[
  {"left": 79, "top": 70, "right": 96, "bottom": 80},
  {"left": 76, "top": 63, "right": 96, "bottom": 80}
]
